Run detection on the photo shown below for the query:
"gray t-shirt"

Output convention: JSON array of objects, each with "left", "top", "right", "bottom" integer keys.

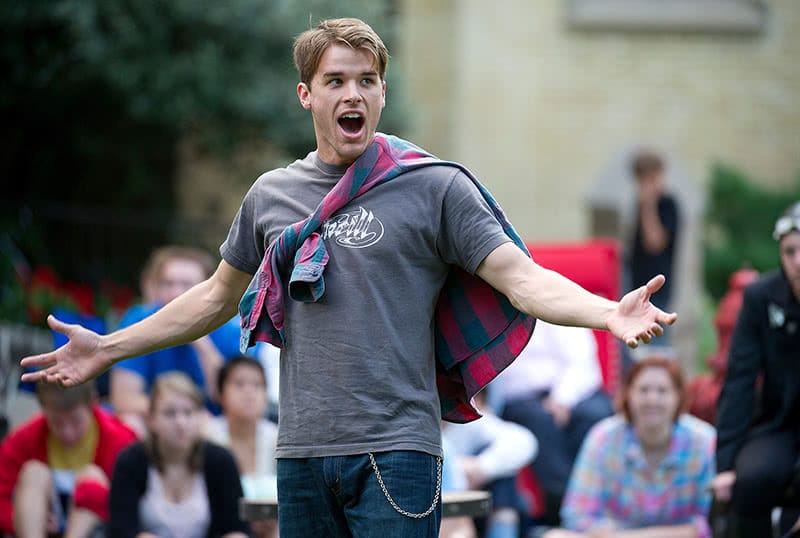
[{"left": 221, "top": 151, "right": 509, "bottom": 458}]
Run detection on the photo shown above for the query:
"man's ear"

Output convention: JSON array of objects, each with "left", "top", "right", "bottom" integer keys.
[
  {"left": 297, "top": 82, "right": 312, "bottom": 110},
  {"left": 381, "top": 80, "right": 386, "bottom": 108}
]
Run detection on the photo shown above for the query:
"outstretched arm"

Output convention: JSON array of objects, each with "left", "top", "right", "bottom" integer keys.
[
  {"left": 476, "top": 242, "right": 676, "bottom": 347},
  {"left": 21, "top": 260, "right": 253, "bottom": 386}
]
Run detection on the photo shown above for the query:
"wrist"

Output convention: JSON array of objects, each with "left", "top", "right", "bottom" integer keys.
[{"left": 98, "top": 333, "right": 123, "bottom": 367}]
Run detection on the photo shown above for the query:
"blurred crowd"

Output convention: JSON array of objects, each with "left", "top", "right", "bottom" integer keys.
[{"left": 1, "top": 181, "right": 799, "bottom": 538}]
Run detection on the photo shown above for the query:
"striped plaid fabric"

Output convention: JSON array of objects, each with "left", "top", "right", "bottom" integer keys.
[{"left": 237, "top": 133, "right": 536, "bottom": 423}]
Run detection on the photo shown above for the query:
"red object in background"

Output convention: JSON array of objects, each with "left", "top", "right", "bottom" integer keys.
[
  {"left": 23, "top": 266, "right": 138, "bottom": 326},
  {"left": 526, "top": 239, "right": 622, "bottom": 395},
  {"left": 686, "top": 268, "right": 759, "bottom": 424},
  {"left": 28, "top": 266, "right": 60, "bottom": 290},
  {"left": 25, "top": 266, "right": 62, "bottom": 324},
  {"left": 513, "top": 239, "right": 622, "bottom": 521},
  {"left": 61, "top": 281, "right": 96, "bottom": 316},
  {"left": 98, "top": 280, "right": 137, "bottom": 317}
]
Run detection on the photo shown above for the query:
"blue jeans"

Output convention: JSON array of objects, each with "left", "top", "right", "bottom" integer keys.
[{"left": 277, "top": 451, "right": 442, "bottom": 538}]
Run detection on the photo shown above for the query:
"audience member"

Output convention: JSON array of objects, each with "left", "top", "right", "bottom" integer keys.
[
  {"left": 254, "top": 341, "right": 281, "bottom": 424},
  {"left": 206, "top": 355, "right": 278, "bottom": 538},
  {"left": 495, "top": 320, "right": 613, "bottom": 523},
  {"left": 442, "top": 391, "right": 538, "bottom": 538},
  {"left": 0, "top": 381, "right": 136, "bottom": 537},
  {"left": 628, "top": 149, "right": 680, "bottom": 314},
  {"left": 686, "top": 268, "right": 758, "bottom": 425},
  {"left": 110, "top": 246, "right": 242, "bottom": 435},
  {"left": 541, "top": 356, "right": 715, "bottom": 538},
  {"left": 108, "top": 372, "right": 249, "bottom": 538},
  {"left": 440, "top": 434, "right": 479, "bottom": 538},
  {"left": 713, "top": 201, "right": 800, "bottom": 538}
]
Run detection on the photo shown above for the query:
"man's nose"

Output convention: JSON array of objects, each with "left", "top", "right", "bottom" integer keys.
[{"left": 344, "top": 80, "right": 362, "bottom": 102}]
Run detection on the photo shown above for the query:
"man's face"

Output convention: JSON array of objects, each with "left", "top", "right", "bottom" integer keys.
[
  {"left": 297, "top": 44, "right": 386, "bottom": 166},
  {"left": 155, "top": 258, "right": 206, "bottom": 306},
  {"left": 780, "top": 231, "right": 800, "bottom": 299},
  {"left": 43, "top": 405, "right": 93, "bottom": 448}
]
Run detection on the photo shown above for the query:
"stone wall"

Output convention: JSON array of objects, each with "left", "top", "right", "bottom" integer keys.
[{"left": 396, "top": 0, "right": 799, "bottom": 371}]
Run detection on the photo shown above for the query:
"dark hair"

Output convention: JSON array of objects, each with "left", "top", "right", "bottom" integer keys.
[
  {"left": 616, "top": 356, "right": 686, "bottom": 423},
  {"left": 36, "top": 381, "right": 95, "bottom": 410},
  {"left": 631, "top": 149, "right": 664, "bottom": 180},
  {"left": 216, "top": 355, "right": 267, "bottom": 396}
]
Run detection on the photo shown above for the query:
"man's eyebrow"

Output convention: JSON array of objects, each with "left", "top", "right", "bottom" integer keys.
[{"left": 321, "top": 70, "right": 379, "bottom": 78}]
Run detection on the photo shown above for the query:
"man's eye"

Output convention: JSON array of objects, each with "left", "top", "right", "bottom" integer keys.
[
  {"left": 328, "top": 79, "right": 342, "bottom": 86},
  {"left": 361, "top": 78, "right": 374, "bottom": 85}
]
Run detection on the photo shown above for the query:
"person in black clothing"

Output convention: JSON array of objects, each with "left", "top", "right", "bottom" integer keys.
[
  {"left": 109, "top": 372, "right": 249, "bottom": 538},
  {"left": 713, "top": 201, "right": 800, "bottom": 538},
  {"left": 629, "top": 150, "right": 680, "bottom": 313}
]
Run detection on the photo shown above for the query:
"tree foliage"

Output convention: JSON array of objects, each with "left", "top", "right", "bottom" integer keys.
[
  {"left": 1, "top": 0, "right": 404, "bottom": 295},
  {"left": 703, "top": 164, "right": 800, "bottom": 300}
]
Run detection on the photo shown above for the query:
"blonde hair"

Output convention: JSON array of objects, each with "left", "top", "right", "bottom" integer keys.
[
  {"left": 140, "top": 245, "right": 216, "bottom": 301},
  {"left": 146, "top": 372, "right": 205, "bottom": 472},
  {"left": 293, "top": 18, "right": 389, "bottom": 85}
]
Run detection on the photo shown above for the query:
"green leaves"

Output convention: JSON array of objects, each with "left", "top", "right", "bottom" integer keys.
[{"left": 703, "top": 164, "right": 800, "bottom": 300}]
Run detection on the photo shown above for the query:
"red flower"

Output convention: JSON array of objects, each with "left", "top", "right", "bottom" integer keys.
[{"left": 62, "top": 281, "right": 96, "bottom": 316}]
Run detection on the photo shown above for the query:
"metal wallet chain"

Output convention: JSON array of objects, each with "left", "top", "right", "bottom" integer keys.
[{"left": 367, "top": 452, "right": 442, "bottom": 519}]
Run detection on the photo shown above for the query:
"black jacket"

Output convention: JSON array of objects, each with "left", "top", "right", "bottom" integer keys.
[
  {"left": 108, "top": 441, "right": 250, "bottom": 538},
  {"left": 716, "top": 269, "right": 800, "bottom": 472}
]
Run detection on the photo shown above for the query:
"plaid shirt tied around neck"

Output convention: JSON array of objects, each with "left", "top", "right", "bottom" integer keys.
[{"left": 238, "top": 133, "right": 536, "bottom": 423}]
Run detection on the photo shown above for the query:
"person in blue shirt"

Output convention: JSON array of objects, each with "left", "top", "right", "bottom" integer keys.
[{"left": 109, "top": 246, "right": 242, "bottom": 436}]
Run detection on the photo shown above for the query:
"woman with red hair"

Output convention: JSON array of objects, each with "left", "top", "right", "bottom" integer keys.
[{"left": 542, "top": 357, "right": 715, "bottom": 538}]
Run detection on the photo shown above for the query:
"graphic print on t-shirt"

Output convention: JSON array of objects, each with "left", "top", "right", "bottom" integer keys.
[{"left": 321, "top": 206, "right": 384, "bottom": 249}]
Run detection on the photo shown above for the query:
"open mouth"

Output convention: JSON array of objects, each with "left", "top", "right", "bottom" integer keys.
[{"left": 338, "top": 112, "right": 365, "bottom": 137}]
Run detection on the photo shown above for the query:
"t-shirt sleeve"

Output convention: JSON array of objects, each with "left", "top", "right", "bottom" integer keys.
[
  {"left": 220, "top": 180, "right": 266, "bottom": 275},
  {"left": 437, "top": 170, "right": 511, "bottom": 274}
]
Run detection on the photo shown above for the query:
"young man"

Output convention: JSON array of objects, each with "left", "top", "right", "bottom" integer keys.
[
  {"left": 110, "top": 245, "right": 242, "bottom": 434},
  {"left": 0, "top": 382, "right": 136, "bottom": 537},
  {"left": 22, "top": 18, "right": 676, "bottom": 537},
  {"left": 712, "top": 201, "right": 800, "bottom": 538}
]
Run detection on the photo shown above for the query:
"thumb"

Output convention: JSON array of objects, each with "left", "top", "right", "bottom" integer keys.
[{"left": 46, "top": 314, "right": 71, "bottom": 335}]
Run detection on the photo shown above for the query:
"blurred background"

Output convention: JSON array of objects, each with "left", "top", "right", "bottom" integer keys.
[{"left": 2, "top": 0, "right": 800, "bottom": 379}]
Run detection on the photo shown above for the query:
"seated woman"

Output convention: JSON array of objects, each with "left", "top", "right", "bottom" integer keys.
[
  {"left": 108, "top": 372, "right": 249, "bottom": 538},
  {"left": 206, "top": 355, "right": 278, "bottom": 538},
  {"left": 543, "top": 356, "right": 716, "bottom": 538},
  {"left": 442, "top": 390, "right": 538, "bottom": 538}
]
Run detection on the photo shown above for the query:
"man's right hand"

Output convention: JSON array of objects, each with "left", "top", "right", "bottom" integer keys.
[
  {"left": 20, "top": 315, "right": 111, "bottom": 387},
  {"left": 712, "top": 471, "right": 737, "bottom": 503}
]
